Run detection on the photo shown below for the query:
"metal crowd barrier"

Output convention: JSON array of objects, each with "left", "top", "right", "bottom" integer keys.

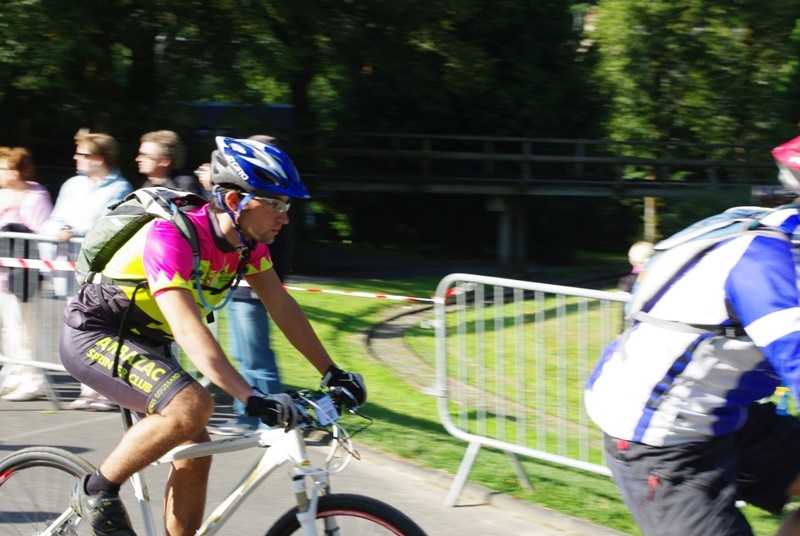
[
  {"left": 0, "top": 232, "right": 220, "bottom": 408},
  {"left": 434, "top": 273, "right": 630, "bottom": 506},
  {"left": 0, "top": 232, "right": 82, "bottom": 408}
]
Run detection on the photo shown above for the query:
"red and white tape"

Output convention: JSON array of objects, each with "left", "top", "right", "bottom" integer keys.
[
  {"left": 0, "top": 256, "right": 75, "bottom": 271},
  {"left": 283, "top": 285, "right": 438, "bottom": 303},
  {"left": 0, "top": 256, "right": 441, "bottom": 303}
]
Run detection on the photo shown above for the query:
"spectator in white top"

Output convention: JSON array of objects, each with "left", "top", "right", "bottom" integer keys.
[{"left": 39, "top": 129, "right": 133, "bottom": 411}]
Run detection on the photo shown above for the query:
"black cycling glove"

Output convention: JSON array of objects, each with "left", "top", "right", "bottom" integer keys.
[
  {"left": 245, "top": 391, "right": 299, "bottom": 431},
  {"left": 321, "top": 365, "right": 367, "bottom": 407}
]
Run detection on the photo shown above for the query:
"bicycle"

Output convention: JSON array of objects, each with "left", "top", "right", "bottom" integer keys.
[{"left": 0, "top": 387, "right": 427, "bottom": 535}]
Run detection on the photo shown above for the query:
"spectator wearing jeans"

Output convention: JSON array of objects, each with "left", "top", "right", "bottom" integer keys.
[{"left": 209, "top": 134, "right": 287, "bottom": 435}]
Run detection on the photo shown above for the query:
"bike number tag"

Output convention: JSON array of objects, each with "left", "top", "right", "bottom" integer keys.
[{"left": 315, "top": 394, "right": 339, "bottom": 426}]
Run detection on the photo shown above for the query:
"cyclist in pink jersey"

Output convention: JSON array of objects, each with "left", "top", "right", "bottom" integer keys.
[{"left": 59, "top": 137, "right": 366, "bottom": 536}]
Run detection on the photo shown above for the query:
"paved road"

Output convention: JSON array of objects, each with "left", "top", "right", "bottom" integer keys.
[{"left": 0, "top": 374, "right": 627, "bottom": 536}]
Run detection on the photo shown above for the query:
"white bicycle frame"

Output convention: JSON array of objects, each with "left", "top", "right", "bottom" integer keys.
[{"left": 122, "top": 394, "right": 354, "bottom": 536}]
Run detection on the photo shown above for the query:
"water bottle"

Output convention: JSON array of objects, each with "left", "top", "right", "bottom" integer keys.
[{"left": 776, "top": 385, "right": 791, "bottom": 415}]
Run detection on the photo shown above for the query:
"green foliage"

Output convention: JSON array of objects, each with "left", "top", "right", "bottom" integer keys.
[
  {"left": 327, "top": 0, "right": 604, "bottom": 137},
  {"left": 0, "top": 0, "right": 608, "bottom": 148},
  {"left": 4, "top": 0, "right": 800, "bottom": 262},
  {"left": 592, "top": 0, "right": 800, "bottom": 147},
  {"left": 654, "top": 188, "right": 753, "bottom": 239},
  {"left": 1, "top": 0, "right": 800, "bottom": 150}
]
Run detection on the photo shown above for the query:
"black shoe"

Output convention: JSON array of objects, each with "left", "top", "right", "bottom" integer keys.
[{"left": 70, "top": 475, "right": 136, "bottom": 535}]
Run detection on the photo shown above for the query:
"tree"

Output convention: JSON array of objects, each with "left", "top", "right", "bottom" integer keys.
[
  {"left": 325, "top": 0, "right": 603, "bottom": 137},
  {"left": 589, "top": 0, "right": 800, "bottom": 242},
  {"left": 591, "top": 0, "right": 800, "bottom": 150},
  {"left": 0, "top": 2, "right": 202, "bottom": 140}
]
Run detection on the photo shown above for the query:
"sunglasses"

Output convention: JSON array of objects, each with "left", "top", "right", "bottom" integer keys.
[{"left": 253, "top": 196, "right": 291, "bottom": 214}]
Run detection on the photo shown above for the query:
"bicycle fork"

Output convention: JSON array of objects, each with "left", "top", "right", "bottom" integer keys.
[{"left": 292, "top": 466, "right": 343, "bottom": 536}]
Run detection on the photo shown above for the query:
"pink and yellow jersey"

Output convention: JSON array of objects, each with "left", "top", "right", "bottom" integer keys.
[{"left": 100, "top": 204, "right": 272, "bottom": 339}]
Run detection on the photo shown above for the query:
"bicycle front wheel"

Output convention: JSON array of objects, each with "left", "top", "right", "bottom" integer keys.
[
  {"left": 0, "top": 446, "right": 95, "bottom": 535},
  {"left": 266, "top": 493, "right": 427, "bottom": 536}
]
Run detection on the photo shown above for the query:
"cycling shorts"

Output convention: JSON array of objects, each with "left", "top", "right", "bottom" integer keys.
[
  {"left": 604, "top": 402, "right": 800, "bottom": 536},
  {"left": 60, "top": 323, "right": 196, "bottom": 415}
]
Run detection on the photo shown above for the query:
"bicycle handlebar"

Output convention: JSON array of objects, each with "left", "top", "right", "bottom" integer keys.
[{"left": 288, "top": 387, "right": 370, "bottom": 435}]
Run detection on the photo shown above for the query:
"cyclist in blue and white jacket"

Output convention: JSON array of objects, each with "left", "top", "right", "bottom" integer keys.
[{"left": 586, "top": 135, "right": 800, "bottom": 536}]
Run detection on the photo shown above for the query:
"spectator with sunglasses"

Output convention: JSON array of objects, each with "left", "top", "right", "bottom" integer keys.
[
  {"left": 40, "top": 129, "right": 132, "bottom": 410},
  {"left": 136, "top": 130, "right": 204, "bottom": 197}
]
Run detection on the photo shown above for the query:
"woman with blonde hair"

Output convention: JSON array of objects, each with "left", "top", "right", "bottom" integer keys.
[{"left": 617, "top": 240, "right": 654, "bottom": 293}]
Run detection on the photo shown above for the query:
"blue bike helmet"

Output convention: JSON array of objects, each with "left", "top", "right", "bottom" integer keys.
[{"left": 210, "top": 136, "right": 310, "bottom": 199}]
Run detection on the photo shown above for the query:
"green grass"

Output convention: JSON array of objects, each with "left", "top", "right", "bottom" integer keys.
[{"left": 243, "top": 274, "right": 790, "bottom": 535}]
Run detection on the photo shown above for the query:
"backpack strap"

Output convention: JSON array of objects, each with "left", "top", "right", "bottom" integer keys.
[
  {"left": 633, "top": 226, "right": 789, "bottom": 337},
  {"left": 111, "top": 281, "right": 148, "bottom": 380},
  {"left": 631, "top": 311, "right": 747, "bottom": 337},
  {"left": 168, "top": 206, "right": 201, "bottom": 283}
]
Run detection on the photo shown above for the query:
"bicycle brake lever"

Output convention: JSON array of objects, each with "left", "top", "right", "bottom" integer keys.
[{"left": 328, "top": 386, "right": 359, "bottom": 413}]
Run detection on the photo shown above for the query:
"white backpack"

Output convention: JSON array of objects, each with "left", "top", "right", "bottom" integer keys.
[{"left": 627, "top": 206, "right": 793, "bottom": 334}]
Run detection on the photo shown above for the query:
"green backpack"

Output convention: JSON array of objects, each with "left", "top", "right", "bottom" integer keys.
[
  {"left": 76, "top": 186, "right": 248, "bottom": 314},
  {"left": 75, "top": 187, "right": 206, "bottom": 287},
  {"left": 75, "top": 187, "right": 241, "bottom": 381}
]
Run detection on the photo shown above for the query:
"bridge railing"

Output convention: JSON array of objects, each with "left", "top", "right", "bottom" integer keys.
[
  {"left": 295, "top": 132, "right": 777, "bottom": 186},
  {"left": 24, "top": 133, "right": 779, "bottom": 198}
]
